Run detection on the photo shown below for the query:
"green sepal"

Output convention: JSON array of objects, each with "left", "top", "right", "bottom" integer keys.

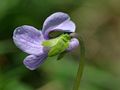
[
  {"left": 42, "top": 34, "right": 71, "bottom": 57},
  {"left": 48, "top": 39, "right": 69, "bottom": 57},
  {"left": 42, "top": 38, "right": 59, "bottom": 47}
]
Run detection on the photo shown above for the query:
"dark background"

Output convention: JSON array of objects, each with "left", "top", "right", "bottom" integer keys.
[{"left": 0, "top": 0, "right": 120, "bottom": 90}]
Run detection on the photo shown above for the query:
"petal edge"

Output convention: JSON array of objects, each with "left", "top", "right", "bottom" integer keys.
[{"left": 23, "top": 54, "right": 47, "bottom": 70}]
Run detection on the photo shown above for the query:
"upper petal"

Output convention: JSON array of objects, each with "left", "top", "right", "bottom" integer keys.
[
  {"left": 42, "top": 12, "right": 76, "bottom": 39},
  {"left": 23, "top": 54, "right": 47, "bottom": 70},
  {"left": 13, "top": 25, "right": 45, "bottom": 55},
  {"left": 67, "top": 38, "right": 79, "bottom": 51}
]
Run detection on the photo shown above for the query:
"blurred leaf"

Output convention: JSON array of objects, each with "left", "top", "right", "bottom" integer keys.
[
  {"left": 0, "top": 40, "right": 16, "bottom": 54},
  {"left": 42, "top": 56, "right": 120, "bottom": 90},
  {"left": 0, "top": 0, "right": 20, "bottom": 20},
  {"left": 0, "top": 71, "right": 33, "bottom": 90}
]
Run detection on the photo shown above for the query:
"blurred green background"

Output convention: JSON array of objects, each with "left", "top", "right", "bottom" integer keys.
[{"left": 0, "top": 0, "right": 120, "bottom": 90}]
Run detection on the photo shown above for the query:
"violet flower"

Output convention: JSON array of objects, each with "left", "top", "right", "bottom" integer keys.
[{"left": 13, "top": 12, "right": 79, "bottom": 70}]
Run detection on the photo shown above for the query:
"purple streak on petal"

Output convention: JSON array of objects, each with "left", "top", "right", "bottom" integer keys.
[
  {"left": 23, "top": 54, "right": 47, "bottom": 70},
  {"left": 13, "top": 25, "right": 46, "bottom": 55},
  {"left": 42, "top": 12, "right": 76, "bottom": 39},
  {"left": 67, "top": 38, "right": 79, "bottom": 51}
]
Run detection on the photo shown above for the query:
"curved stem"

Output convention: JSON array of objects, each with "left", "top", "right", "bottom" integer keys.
[{"left": 73, "top": 36, "right": 85, "bottom": 90}]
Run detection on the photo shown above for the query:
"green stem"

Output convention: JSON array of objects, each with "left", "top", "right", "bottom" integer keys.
[{"left": 73, "top": 36, "right": 85, "bottom": 90}]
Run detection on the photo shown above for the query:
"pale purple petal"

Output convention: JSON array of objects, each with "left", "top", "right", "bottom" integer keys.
[
  {"left": 67, "top": 38, "right": 79, "bottom": 51},
  {"left": 13, "top": 25, "right": 46, "bottom": 55},
  {"left": 42, "top": 12, "right": 76, "bottom": 39},
  {"left": 23, "top": 54, "right": 47, "bottom": 70}
]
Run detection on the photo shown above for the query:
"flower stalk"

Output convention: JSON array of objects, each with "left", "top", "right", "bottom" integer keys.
[{"left": 73, "top": 36, "right": 85, "bottom": 90}]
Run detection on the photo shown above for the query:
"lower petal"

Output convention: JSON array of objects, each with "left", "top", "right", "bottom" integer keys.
[
  {"left": 67, "top": 38, "right": 79, "bottom": 51},
  {"left": 23, "top": 54, "right": 47, "bottom": 70}
]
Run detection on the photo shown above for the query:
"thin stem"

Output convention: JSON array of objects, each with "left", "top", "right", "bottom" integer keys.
[{"left": 73, "top": 36, "right": 85, "bottom": 90}]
